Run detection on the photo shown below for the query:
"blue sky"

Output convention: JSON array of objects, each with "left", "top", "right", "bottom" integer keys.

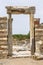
[{"left": 0, "top": 0, "right": 43, "bottom": 34}]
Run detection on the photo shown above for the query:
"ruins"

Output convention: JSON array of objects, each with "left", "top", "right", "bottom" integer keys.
[
  {"left": 34, "top": 18, "right": 43, "bottom": 55},
  {"left": 0, "top": 6, "right": 43, "bottom": 58},
  {"left": 6, "top": 6, "right": 35, "bottom": 56},
  {"left": 0, "top": 17, "right": 7, "bottom": 45}
]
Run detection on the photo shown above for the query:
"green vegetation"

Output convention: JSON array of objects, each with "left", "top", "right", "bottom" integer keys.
[{"left": 12, "top": 32, "right": 30, "bottom": 40}]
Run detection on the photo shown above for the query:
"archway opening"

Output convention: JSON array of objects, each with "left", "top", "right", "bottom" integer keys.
[
  {"left": 6, "top": 6, "right": 35, "bottom": 56},
  {"left": 12, "top": 14, "right": 30, "bottom": 52}
]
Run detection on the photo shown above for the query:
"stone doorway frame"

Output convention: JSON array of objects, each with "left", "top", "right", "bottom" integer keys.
[{"left": 6, "top": 6, "right": 35, "bottom": 56}]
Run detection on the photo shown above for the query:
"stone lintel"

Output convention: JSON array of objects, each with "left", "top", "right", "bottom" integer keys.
[{"left": 6, "top": 6, "right": 35, "bottom": 14}]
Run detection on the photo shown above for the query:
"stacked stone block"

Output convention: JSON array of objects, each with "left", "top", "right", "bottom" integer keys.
[
  {"left": 34, "top": 18, "right": 43, "bottom": 55},
  {"left": 0, "top": 17, "right": 7, "bottom": 46}
]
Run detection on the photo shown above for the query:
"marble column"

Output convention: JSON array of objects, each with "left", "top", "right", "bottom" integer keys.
[
  {"left": 7, "top": 14, "right": 13, "bottom": 56},
  {"left": 30, "top": 13, "right": 35, "bottom": 55}
]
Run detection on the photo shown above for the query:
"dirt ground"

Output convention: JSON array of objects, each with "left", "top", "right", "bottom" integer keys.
[{"left": 0, "top": 58, "right": 43, "bottom": 65}]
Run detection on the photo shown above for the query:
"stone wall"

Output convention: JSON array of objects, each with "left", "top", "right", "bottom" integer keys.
[
  {"left": 35, "top": 18, "right": 43, "bottom": 55},
  {"left": 0, "top": 17, "right": 8, "bottom": 46},
  {"left": 0, "top": 17, "right": 43, "bottom": 55}
]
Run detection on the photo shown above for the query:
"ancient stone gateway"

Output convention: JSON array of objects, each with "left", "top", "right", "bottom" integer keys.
[{"left": 6, "top": 6, "right": 35, "bottom": 56}]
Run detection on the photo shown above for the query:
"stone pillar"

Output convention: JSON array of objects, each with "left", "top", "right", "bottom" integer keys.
[
  {"left": 30, "top": 13, "right": 35, "bottom": 55},
  {"left": 7, "top": 14, "right": 13, "bottom": 56}
]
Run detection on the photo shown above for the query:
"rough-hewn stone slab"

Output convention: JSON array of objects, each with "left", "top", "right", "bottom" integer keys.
[
  {"left": 6, "top": 6, "right": 35, "bottom": 14},
  {"left": 0, "top": 17, "right": 7, "bottom": 21}
]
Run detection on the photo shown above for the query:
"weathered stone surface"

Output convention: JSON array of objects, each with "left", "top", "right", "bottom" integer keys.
[
  {"left": 7, "top": 14, "right": 13, "bottom": 56},
  {"left": 6, "top": 6, "right": 35, "bottom": 55},
  {"left": 0, "top": 17, "right": 7, "bottom": 46},
  {"left": 6, "top": 6, "right": 35, "bottom": 14},
  {"left": 35, "top": 18, "right": 43, "bottom": 55}
]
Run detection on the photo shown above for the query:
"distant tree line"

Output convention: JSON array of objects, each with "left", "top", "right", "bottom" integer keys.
[{"left": 12, "top": 32, "right": 30, "bottom": 40}]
